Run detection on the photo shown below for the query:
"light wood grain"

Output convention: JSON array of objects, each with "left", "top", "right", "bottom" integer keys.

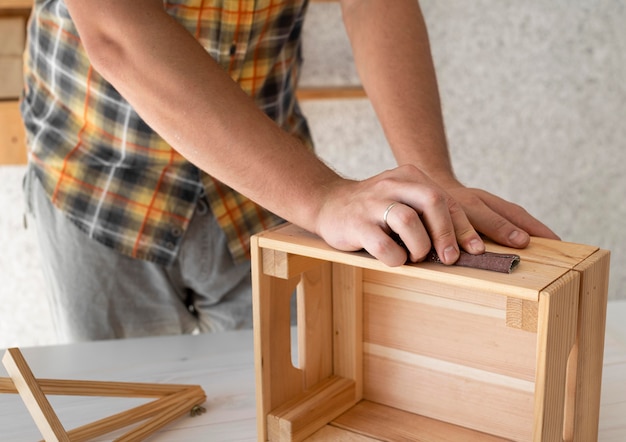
[
  {"left": 297, "top": 263, "right": 333, "bottom": 388},
  {"left": 0, "top": 0, "right": 31, "bottom": 20},
  {"left": 252, "top": 235, "right": 303, "bottom": 441},
  {"left": 507, "top": 297, "right": 539, "bottom": 332},
  {"left": 268, "top": 375, "right": 356, "bottom": 442},
  {"left": 263, "top": 249, "right": 325, "bottom": 280},
  {"left": 114, "top": 388, "right": 205, "bottom": 442},
  {"left": 331, "top": 400, "right": 510, "bottom": 442},
  {"left": 0, "top": 100, "right": 27, "bottom": 165},
  {"left": 2, "top": 348, "right": 70, "bottom": 441},
  {"left": 0, "top": 0, "right": 32, "bottom": 10},
  {"left": 363, "top": 344, "right": 534, "bottom": 441},
  {"left": 485, "top": 236, "right": 598, "bottom": 270},
  {"left": 571, "top": 249, "right": 611, "bottom": 441},
  {"left": 253, "top": 235, "right": 364, "bottom": 441},
  {"left": 332, "top": 263, "right": 363, "bottom": 399},
  {"left": 0, "top": 377, "right": 201, "bottom": 397},
  {"left": 306, "top": 423, "right": 378, "bottom": 442},
  {"left": 363, "top": 282, "right": 537, "bottom": 381},
  {"left": 65, "top": 386, "right": 205, "bottom": 442},
  {"left": 256, "top": 223, "right": 570, "bottom": 302},
  {"left": 533, "top": 271, "right": 579, "bottom": 441},
  {"left": 364, "top": 268, "right": 508, "bottom": 310},
  {"left": 253, "top": 223, "right": 611, "bottom": 441}
]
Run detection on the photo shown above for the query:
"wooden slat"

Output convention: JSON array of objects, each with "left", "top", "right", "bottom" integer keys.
[
  {"left": 0, "top": 377, "right": 203, "bottom": 397},
  {"left": 332, "top": 263, "right": 363, "bottom": 399},
  {"left": 256, "top": 224, "right": 567, "bottom": 302},
  {"left": 252, "top": 234, "right": 304, "bottom": 441},
  {"left": 297, "top": 263, "right": 333, "bottom": 389},
  {"left": 263, "top": 249, "right": 324, "bottom": 280},
  {"left": 114, "top": 388, "right": 205, "bottom": 442},
  {"left": 331, "top": 400, "right": 510, "bottom": 442},
  {"left": 362, "top": 345, "right": 535, "bottom": 441},
  {"left": 0, "top": 1, "right": 30, "bottom": 19},
  {"left": 0, "top": 0, "right": 32, "bottom": 10},
  {"left": 506, "top": 297, "right": 539, "bottom": 332},
  {"left": 2, "top": 348, "right": 70, "bottom": 441},
  {"left": 363, "top": 287, "right": 537, "bottom": 381},
  {"left": 533, "top": 271, "right": 579, "bottom": 441},
  {"left": 306, "top": 424, "right": 378, "bottom": 441},
  {"left": 65, "top": 386, "right": 205, "bottom": 442},
  {"left": 571, "top": 249, "right": 611, "bottom": 441},
  {"left": 364, "top": 269, "right": 508, "bottom": 311},
  {"left": 268, "top": 375, "right": 357, "bottom": 442},
  {"left": 0, "top": 100, "right": 27, "bottom": 165}
]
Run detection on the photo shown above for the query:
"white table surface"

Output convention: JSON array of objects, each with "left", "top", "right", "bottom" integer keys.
[{"left": 2, "top": 300, "right": 626, "bottom": 441}]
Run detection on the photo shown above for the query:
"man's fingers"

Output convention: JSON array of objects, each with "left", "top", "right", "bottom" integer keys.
[
  {"left": 409, "top": 190, "right": 460, "bottom": 265},
  {"left": 447, "top": 197, "right": 485, "bottom": 255},
  {"left": 467, "top": 204, "right": 531, "bottom": 248},
  {"left": 447, "top": 188, "right": 560, "bottom": 248},
  {"left": 384, "top": 189, "right": 462, "bottom": 265},
  {"left": 361, "top": 225, "right": 409, "bottom": 267},
  {"left": 383, "top": 202, "right": 432, "bottom": 262}
]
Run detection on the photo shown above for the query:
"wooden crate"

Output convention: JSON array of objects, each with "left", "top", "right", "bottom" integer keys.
[{"left": 251, "top": 223, "right": 610, "bottom": 441}]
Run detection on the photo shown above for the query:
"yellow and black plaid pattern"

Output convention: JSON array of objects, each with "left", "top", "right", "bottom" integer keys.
[{"left": 21, "top": 0, "right": 312, "bottom": 264}]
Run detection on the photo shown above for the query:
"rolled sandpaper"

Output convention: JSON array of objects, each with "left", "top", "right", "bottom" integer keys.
[{"left": 425, "top": 249, "right": 520, "bottom": 274}]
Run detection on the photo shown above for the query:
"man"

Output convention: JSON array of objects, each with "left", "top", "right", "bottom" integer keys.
[{"left": 21, "top": 0, "right": 558, "bottom": 342}]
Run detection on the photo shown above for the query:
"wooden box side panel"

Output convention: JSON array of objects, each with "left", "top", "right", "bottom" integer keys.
[
  {"left": 253, "top": 236, "right": 305, "bottom": 441},
  {"left": 361, "top": 270, "right": 538, "bottom": 441},
  {"left": 363, "top": 269, "right": 537, "bottom": 380},
  {"left": 363, "top": 352, "right": 535, "bottom": 441},
  {"left": 253, "top": 239, "right": 365, "bottom": 441}
]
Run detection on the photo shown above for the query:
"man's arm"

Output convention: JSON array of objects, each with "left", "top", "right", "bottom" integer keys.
[
  {"left": 340, "top": 0, "right": 559, "bottom": 246},
  {"left": 63, "top": 0, "right": 484, "bottom": 266}
]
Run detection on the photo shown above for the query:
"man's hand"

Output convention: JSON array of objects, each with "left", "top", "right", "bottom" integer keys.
[
  {"left": 444, "top": 184, "right": 560, "bottom": 247},
  {"left": 315, "top": 165, "right": 486, "bottom": 267},
  {"left": 315, "top": 165, "right": 559, "bottom": 268}
]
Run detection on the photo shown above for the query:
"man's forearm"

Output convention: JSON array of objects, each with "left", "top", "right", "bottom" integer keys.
[{"left": 341, "top": 0, "right": 458, "bottom": 186}]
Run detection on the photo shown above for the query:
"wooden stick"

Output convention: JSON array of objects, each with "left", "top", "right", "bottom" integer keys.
[
  {"left": 0, "top": 377, "right": 195, "bottom": 397},
  {"left": 65, "top": 386, "right": 206, "bottom": 442},
  {"left": 115, "top": 389, "right": 206, "bottom": 441},
  {"left": 2, "top": 348, "right": 70, "bottom": 441}
]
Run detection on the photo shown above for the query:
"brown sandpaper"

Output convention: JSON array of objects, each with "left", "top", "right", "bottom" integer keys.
[{"left": 425, "top": 249, "right": 521, "bottom": 274}]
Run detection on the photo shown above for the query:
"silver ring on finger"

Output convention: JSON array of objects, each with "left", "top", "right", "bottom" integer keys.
[{"left": 383, "top": 202, "right": 398, "bottom": 228}]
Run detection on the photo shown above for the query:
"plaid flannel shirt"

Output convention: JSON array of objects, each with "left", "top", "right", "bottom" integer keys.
[{"left": 21, "top": 0, "right": 312, "bottom": 265}]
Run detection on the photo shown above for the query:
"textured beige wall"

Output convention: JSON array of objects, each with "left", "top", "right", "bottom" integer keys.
[{"left": 300, "top": 0, "right": 626, "bottom": 299}]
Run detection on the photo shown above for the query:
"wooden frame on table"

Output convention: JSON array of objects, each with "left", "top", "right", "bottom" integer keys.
[{"left": 1, "top": 348, "right": 207, "bottom": 441}]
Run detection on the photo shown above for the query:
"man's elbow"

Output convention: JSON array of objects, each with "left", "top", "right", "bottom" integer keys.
[{"left": 79, "top": 29, "right": 128, "bottom": 81}]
